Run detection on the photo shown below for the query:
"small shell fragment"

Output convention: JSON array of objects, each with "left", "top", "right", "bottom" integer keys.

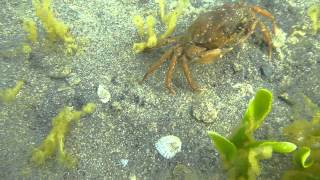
[
  {"left": 155, "top": 135, "right": 182, "bottom": 159},
  {"left": 97, "top": 84, "right": 111, "bottom": 103},
  {"left": 120, "top": 159, "right": 129, "bottom": 167}
]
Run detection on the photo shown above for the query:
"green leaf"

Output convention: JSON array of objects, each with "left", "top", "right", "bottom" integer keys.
[
  {"left": 208, "top": 131, "right": 237, "bottom": 162},
  {"left": 230, "top": 89, "right": 273, "bottom": 146},
  {"left": 229, "top": 126, "right": 248, "bottom": 148},
  {"left": 294, "top": 146, "right": 314, "bottom": 168},
  {"left": 256, "top": 141, "right": 297, "bottom": 153},
  {"left": 252, "top": 145, "right": 273, "bottom": 160},
  {"left": 242, "top": 88, "right": 272, "bottom": 132}
]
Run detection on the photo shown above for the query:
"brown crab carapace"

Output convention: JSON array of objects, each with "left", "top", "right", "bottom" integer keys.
[{"left": 141, "top": 2, "right": 277, "bottom": 95}]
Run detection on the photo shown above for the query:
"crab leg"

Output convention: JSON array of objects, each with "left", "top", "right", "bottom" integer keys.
[
  {"left": 181, "top": 55, "right": 200, "bottom": 91},
  {"left": 165, "top": 48, "right": 181, "bottom": 95},
  {"left": 258, "top": 21, "right": 273, "bottom": 58},
  {"left": 141, "top": 48, "right": 173, "bottom": 82},
  {"left": 251, "top": 6, "right": 277, "bottom": 33}
]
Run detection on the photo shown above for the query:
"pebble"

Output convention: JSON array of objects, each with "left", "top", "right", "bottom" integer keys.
[
  {"left": 191, "top": 101, "right": 219, "bottom": 124},
  {"left": 67, "top": 73, "right": 81, "bottom": 86},
  {"left": 260, "top": 64, "right": 273, "bottom": 79},
  {"left": 97, "top": 84, "right": 111, "bottom": 103},
  {"left": 120, "top": 159, "right": 128, "bottom": 167},
  {"left": 48, "top": 66, "right": 72, "bottom": 79},
  {"left": 111, "top": 101, "right": 122, "bottom": 111}
]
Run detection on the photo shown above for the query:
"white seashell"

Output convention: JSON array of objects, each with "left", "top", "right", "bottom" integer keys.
[{"left": 155, "top": 135, "right": 182, "bottom": 159}]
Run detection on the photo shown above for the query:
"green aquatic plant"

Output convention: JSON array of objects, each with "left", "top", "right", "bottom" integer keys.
[
  {"left": 282, "top": 112, "right": 320, "bottom": 179},
  {"left": 208, "top": 89, "right": 296, "bottom": 180},
  {"left": 31, "top": 103, "right": 96, "bottom": 168},
  {"left": 0, "top": 80, "right": 24, "bottom": 103},
  {"left": 133, "top": 15, "right": 158, "bottom": 52},
  {"left": 156, "top": 0, "right": 189, "bottom": 39},
  {"left": 284, "top": 112, "right": 320, "bottom": 148},
  {"left": 293, "top": 146, "right": 313, "bottom": 168},
  {"left": 31, "top": 0, "right": 77, "bottom": 54},
  {"left": 23, "top": 19, "right": 38, "bottom": 43},
  {"left": 308, "top": 4, "right": 320, "bottom": 34},
  {"left": 22, "top": 44, "right": 32, "bottom": 56},
  {"left": 133, "top": 0, "right": 189, "bottom": 53},
  {"left": 1, "top": 20, "right": 35, "bottom": 57}
]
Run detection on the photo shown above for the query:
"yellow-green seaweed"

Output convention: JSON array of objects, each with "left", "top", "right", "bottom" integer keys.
[
  {"left": 281, "top": 94, "right": 320, "bottom": 179},
  {"left": 133, "top": 0, "right": 189, "bottom": 53},
  {"left": 31, "top": 103, "right": 96, "bottom": 168},
  {"left": 32, "top": 0, "right": 77, "bottom": 54},
  {"left": 157, "top": 0, "right": 189, "bottom": 39},
  {"left": 307, "top": 4, "right": 320, "bottom": 34},
  {"left": 282, "top": 112, "right": 320, "bottom": 180},
  {"left": 133, "top": 15, "right": 145, "bottom": 37},
  {"left": 0, "top": 80, "right": 24, "bottom": 103},
  {"left": 284, "top": 112, "right": 320, "bottom": 147},
  {"left": 133, "top": 15, "right": 158, "bottom": 53},
  {"left": 23, "top": 19, "right": 38, "bottom": 43},
  {"left": 22, "top": 44, "right": 32, "bottom": 56}
]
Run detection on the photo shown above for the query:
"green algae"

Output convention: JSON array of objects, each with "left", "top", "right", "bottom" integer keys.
[
  {"left": 0, "top": 80, "right": 24, "bottom": 103},
  {"left": 308, "top": 4, "right": 320, "bottom": 34},
  {"left": 132, "top": 0, "right": 189, "bottom": 53},
  {"left": 31, "top": 103, "right": 96, "bottom": 168},
  {"left": 282, "top": 112, "right": 320, "bottom": 180}
]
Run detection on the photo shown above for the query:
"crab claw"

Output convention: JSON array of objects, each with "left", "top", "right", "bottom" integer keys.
[{"left": 196, "top": 48, "right": 233, "bottom": 64}]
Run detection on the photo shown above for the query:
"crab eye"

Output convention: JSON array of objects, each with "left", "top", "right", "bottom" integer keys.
[
  {"left": 237, "top": 25, "right": 244, "bottom": 31},
  {"left": 234, "top": 23, "right": 245, "bottom": 33}
]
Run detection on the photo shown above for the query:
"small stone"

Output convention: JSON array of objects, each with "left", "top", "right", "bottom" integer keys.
[
  {"left": 260, "top": 64, "right": 273, "bottom": 79},
  {"left": 147, "top": 122, "right": 158, "bottom": 132},
  {"left": 191, "top": 101, "right": 219, "bottom": 124},
  {"left": 111, "top": 101, "right": 122, "bottom": 111},
  {"left": 173, "top": 164, "right": 198, "bottom": 179},
  {"left": 232, "top": 83, "right": 254, "bottom": 97},
  {"left": 67, "top": 74, "right": 81, "bottom": 86},
  {"left": 97, "top": 84, "right": 111, "bottom": 103},
  {"left": 48, "top": 66, "right": 72, "bottom": 79},
  {"left": 231, "top": 62, "right": 243, "bottom": 73},
  {"left": 278, "top": 92, "right": 293, "bottom": 106},
  {"left": 120, "top": 159, "right": 129, "bottom": 167}
]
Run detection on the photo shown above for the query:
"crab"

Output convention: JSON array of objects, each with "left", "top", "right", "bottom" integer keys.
[{"left": 140, "top": 2, "right": 277, "bottom": 95}]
